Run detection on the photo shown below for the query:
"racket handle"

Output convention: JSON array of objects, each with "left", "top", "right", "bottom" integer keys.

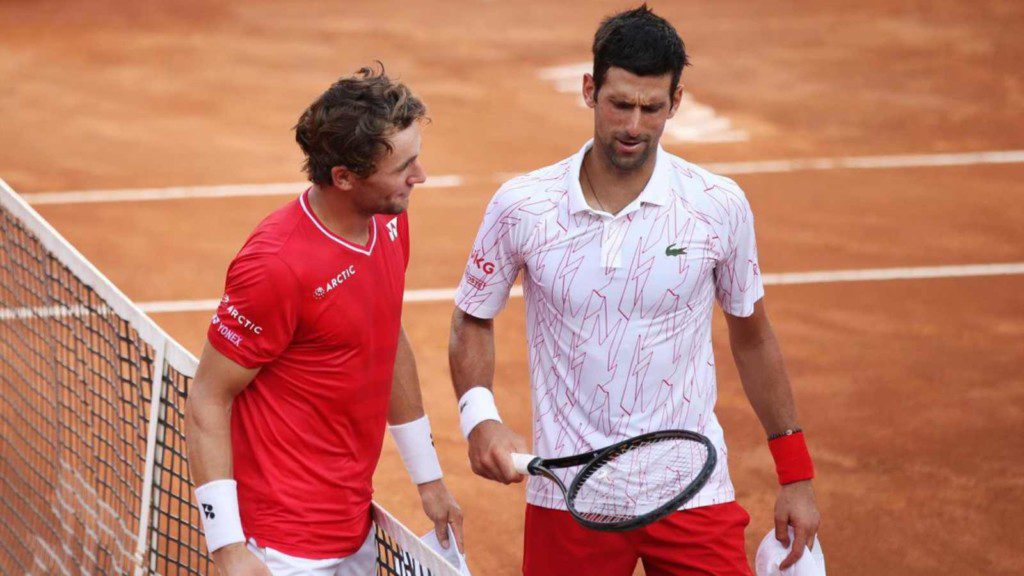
[{"left": 511, "top": 453, "right": 539, "bottom": 475}]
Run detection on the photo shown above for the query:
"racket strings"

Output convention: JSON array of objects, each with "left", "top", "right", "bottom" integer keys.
[{"left": 570, "top": 438, "right": 710, "bottom": 523}]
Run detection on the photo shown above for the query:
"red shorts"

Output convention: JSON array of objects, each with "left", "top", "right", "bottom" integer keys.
[{"left": 523, "top": 502, "right": 752, "bottom": 576}]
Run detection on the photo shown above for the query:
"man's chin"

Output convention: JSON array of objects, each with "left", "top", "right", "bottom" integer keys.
[
  {"left": 610, "top": 151, "right": 650, "bottom": 171},
  {"left": 600, "top": 139, "right": 652, "bottom": 172},
  {"left": 379, "top": 202, "right": 408, "bottom": 215}
]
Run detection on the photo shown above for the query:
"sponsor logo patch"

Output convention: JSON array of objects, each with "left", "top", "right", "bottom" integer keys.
[
  {"left": 386, "top": 217, "right": 400, "bottom": 241},
  {"left": 465, "top": 272, "right": 487, "bottom": 291},
  {"left": 216, "top": 324, "right": 243, "bottom": 347},
  {"left": 224, "top": 305, "right": 263, "bottom": 334},
  {"left": 315, "top": 264, "right": 357, "bottom": 299},
  {"left": 470, "top": 250, "right": 495, "bottom": 274}
]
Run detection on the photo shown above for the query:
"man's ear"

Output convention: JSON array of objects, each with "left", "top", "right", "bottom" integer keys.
[
  {"left": 331, "top": 166, "right": 357, "bottom": 190},
  {"left": 583, "top": 73, "right": 597, "bottom": 109},
  {"left": 667, "top": 83, "right": 684, "bottom": 120}
]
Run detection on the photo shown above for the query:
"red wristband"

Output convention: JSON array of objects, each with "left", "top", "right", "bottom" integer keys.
[{"left": 768, "top": 431, "right": 815, "bottom": 485}]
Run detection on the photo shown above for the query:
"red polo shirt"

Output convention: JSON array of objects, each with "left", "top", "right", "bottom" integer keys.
[{"left": 208, "top": 189, "right": 409, "bottom": 558}]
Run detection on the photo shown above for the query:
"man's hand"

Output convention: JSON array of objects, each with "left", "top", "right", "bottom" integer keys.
[
  {"left": 467, "top": 420, "right": 528, "bottom": 484},
  {"left": 417, "top": 479, "right": 464, "bottom": 553},
  {"left": 211, "top": 542, "right": 271, "bottom": 576},
  {"left": 774, "top": 480, "right": 821, "bottom": 569}
]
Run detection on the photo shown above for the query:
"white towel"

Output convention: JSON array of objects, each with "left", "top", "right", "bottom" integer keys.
[
  {"left": 421, "top": 525, "right": 472, "bottom": 576},
  {"left": 754, "top": 527, "right": 826, "bottom": 576}
]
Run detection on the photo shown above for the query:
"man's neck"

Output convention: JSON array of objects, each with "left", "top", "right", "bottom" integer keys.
[
  {"left": 307, "top": 184, "right": 373, "bottom": 245},
  {"left": 581, "top": 142, "right": 658, "bottom": 215}
]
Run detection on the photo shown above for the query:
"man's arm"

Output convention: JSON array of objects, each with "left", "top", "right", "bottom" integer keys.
[
  {"left": 725, "top": 299, "right": 821, "bottom": 569},
  {"left": 448, "top": 308, "right": 527, "bottom": 484},
  {"left": 388, "top": 326, "right": 464, "bottom": 551},
  {"left": 185, "top": 342, "right": 269, "bottom": 576},
  {"left": 388, "top": 326, "right": 427, "bottom": 424}
]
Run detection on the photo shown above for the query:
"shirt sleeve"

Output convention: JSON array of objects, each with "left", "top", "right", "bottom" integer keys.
[
  {"left": 207, "top": 252, "right": 301, "bottom": 368},
  {"left": 454, "top": 188, "right": 527, "bottom": 319},
  {"left": 713, "top": 184, "right": 765, "bottom": 317}
]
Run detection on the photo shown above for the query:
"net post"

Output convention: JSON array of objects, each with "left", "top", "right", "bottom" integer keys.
[{"left": 133, "top": 338, "right": 169, "bottom": 575}]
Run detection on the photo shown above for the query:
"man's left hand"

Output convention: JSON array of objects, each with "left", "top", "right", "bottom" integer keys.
[
  {"left": 417, "top": 479, "right": 464, "bottom": 553},
  {"left": 774, "top": 480, "right": 821, "bottom": 569}
]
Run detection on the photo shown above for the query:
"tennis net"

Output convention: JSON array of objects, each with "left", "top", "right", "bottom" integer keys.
[{"left": 0, "top": 180, "right": 460, "bottom": 576}]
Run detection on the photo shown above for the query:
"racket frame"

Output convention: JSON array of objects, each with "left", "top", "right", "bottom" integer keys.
[{"left": 519, "top": 429, "right": 718, "bottom": 532}]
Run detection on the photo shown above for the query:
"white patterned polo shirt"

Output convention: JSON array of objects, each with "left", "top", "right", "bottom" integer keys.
[{"left": 455, "top": 140, "right": 764, "bottom": 511}]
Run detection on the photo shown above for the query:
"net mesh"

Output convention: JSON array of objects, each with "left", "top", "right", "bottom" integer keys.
[
  {"left": 0, "top": 182, "right": 459, "bottom": 576},
  {"left": 0, "top": 196, "right": 152, "bottom": 574}
]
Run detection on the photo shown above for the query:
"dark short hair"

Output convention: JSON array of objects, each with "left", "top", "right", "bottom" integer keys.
[
  {"left": 592, "top": 4, "right": 689, "bottom": 96},
  {"left": 294, "top": 65, "right": 426, "bottom": 183}
]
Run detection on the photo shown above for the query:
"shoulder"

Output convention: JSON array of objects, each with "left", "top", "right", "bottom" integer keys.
[
  {"left": 227, "top": 250, "right": 300, "bottom": 289},
  {"left": 240, "top": 198, "right": 305, "bottom": 255},
  {"left": 664, "top": 153, "right": 753, "bottom": 221},
  {"left": 230, "top": 200, "right": 304, "bottom": 285},
  {"left": 486, "top": 156, "right": 574, "bottom": 220}
]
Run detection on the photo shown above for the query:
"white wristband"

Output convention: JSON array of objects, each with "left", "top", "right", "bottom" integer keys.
[
  {"left": 389, "top": 415, "right": 443, "bottom": 485},
  {"left": 458, "top": 387, "right": 502, "bottom": 439},
  {"left": 195, "top": 479, "right": 245, "bottom": 554}
]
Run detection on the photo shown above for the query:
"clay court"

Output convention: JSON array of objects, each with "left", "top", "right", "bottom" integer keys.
[{"left": 2, "top": 0, "right": 1023, "bottom": 574}]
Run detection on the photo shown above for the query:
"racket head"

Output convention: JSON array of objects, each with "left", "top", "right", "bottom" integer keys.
[{"left": 564, "top": 429, "right": 717, "bottom": 531}]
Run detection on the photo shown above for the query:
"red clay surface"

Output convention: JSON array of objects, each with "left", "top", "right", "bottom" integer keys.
[{"left": 2, "top": 1, "right": 1023, "bottom": 574}]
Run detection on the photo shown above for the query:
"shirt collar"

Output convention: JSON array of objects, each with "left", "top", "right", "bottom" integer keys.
[{"left": 567, "top": 139, "right": 672, "bottom": 216}]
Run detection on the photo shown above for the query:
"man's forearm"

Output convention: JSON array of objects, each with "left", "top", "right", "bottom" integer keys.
[
  {"left": 730, "top": 314, "right": 820, "bottom": 569},
  {"left": 388, "top": 327, "right": 446, "bottom": 487},
  {"left": 730, "top": 328, "right": 799, "bottom": 435},
  {"left": 185, "top": 343, "right": 260, "bottom": 487},
  {"left": 449, "top": 309, "right": 506, "bottom": 440},
  {"left": 185, "top": 389, "right": 235, "bottom": 487},
  {"left": 448, "top": 309, "right": 496, "bottom": 398},
  {"left": 389, "top": 327, "right": 426, "bottom": 425}
]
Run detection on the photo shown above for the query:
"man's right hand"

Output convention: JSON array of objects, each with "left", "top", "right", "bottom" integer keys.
[
  {"left": 212, "top": 542, "right": 272, "bottom": 576},
  {"left": 467, "top": 420, "right": 529, "bottom": 484}
]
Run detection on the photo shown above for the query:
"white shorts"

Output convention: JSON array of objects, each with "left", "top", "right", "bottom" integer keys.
[{"left": 246, "top": 528, "right": 376, "bottom": 576}]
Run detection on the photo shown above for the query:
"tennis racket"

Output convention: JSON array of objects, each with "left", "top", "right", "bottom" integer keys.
[{"left": 511, "top": 429, "right": 717, "bottom": 531}]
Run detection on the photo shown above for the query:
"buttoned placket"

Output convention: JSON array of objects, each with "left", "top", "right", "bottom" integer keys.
[
  {"left": 570, "top": 140, "right": 668, "bottom": 272},
  {"left": 592, "top": 199, "right": 644, "bottom": 269},
  {"left": 595, "top": 214, "right": 620, "bottom": 269}
]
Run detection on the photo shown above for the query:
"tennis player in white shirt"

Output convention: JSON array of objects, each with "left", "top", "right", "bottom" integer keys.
[{"left": 449, "top": 6, "right": 820, "bottom": 575}]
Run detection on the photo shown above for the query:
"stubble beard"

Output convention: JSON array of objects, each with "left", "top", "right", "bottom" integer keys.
[
  {"left": 599, "top": 136, "right": 654, "bottom": 173},
  {"left": 378, "top": 195, "right": 409, "bottom": 215}
]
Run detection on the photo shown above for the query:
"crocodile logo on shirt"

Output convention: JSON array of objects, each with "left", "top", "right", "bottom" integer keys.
[{"left": 665, "top": 243, "right": 687, "bottom": 257}]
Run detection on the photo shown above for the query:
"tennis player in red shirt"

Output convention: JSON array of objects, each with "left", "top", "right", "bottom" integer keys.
[{"left": 186, "top": 67, "right": 462, "bottom": 576}]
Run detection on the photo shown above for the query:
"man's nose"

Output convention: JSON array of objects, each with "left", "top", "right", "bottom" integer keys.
[
  {"left": 410, "top": 162, "right": 427, "bottom": 185},
  {"left": 626, "top": 107, "right": 643, "bottom": 136}
]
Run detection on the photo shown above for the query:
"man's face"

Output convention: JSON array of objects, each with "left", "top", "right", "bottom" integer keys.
[
  {"left": 584, "top": 67, "right": 681, "bottom": 171},
  {"left": 353, "top": 123, "right": 426, "bottom": 215}
]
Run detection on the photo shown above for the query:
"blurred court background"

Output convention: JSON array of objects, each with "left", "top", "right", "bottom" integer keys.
[{"left": 2, "top": 1, "right": 1022, "bottom": 574}]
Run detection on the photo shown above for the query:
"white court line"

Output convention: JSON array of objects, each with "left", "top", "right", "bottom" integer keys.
[
  {"left": 20, "top": 175, "right": 464, "bottom": 205},
  {"left": 132, "top": 262, "right": 1024, "bottom": 314},
  {"left": 18, "top": 150, "right": 1024, "bottom": 205},
  {"left": 704, "top": 149, "right": 1024, "bottom": 176}
]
